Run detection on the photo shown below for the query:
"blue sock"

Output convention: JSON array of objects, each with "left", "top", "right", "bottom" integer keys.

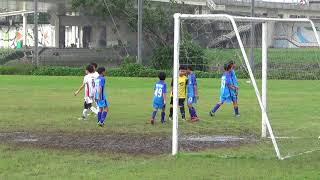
[
  {"left": 234, "top": 107, "right": 239, "bottom": 115},
  {"left": 189, "top": 107, "right": 195, "bottom": 118},
  {"left": 161, "top": 112, "right": 165, "bottom": 122},
  {"left": 97, "top": 112, "right": 102, "bottom": 123},
  {"left": 101, "top": 111, "right": 108, "bottom": 124},
  {"left": 192, "top": 107, "right": 198, "bottom": 117},
  {"left": 152, "top": 111, "right": 157, "bottom": 119},
  {"left": 212, "top": 104, "right": 221, "bottom": 113}
]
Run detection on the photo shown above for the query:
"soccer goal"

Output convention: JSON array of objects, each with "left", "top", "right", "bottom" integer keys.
[{"left": 172, "top": 13, "right": 320, "bottom": 160}]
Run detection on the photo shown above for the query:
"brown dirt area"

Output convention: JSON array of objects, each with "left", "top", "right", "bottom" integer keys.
[{"left": 0, "top": 131, "right": 257, "bottom": 155}]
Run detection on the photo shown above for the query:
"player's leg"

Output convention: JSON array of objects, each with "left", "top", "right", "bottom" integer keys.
[
  {"left": 232, "top": 97, "right": 240, "bottom": 117},
  {"left": 81, "top": 101, "right": 91, "bottom": 120},
  {"left": 90, "top": 101, "right": 98, "bottom": 115},
  {"left": 188, "top": 97, "right": 199, "bottom": 121},
  {"left": 169, "top": 97, "right": 173, "bottom": 121},
  {"left": 151, "top": 107, "right": 158, "bottom": 124},
  {"left": 99, "top": 105, "right": 109, "bottom": 126},
  {"left": 96, "top": 99, "right": 105, "bottom": 124},
  {"left": 179, "top": 98, "right": 186, "bottom": 121},
  {"left": 210, "top": 101, "right": 224, "bottom": 116},
  {"left": 161, "top": 104, "right": 166, "bottom": 123}
]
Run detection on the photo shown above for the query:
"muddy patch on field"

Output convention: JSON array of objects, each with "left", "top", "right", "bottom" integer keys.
[{"left": 0, "top": 132, "right": 257, "bottom": 155}]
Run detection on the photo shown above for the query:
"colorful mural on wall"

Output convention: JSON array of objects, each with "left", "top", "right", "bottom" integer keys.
[
  {"left": 273, "top": 23, "right": 320, "bottom": 48},
  {"left": 0, "top": 24, "right": 54, "bottom": 48}
]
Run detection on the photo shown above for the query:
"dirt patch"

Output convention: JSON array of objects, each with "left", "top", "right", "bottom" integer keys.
[{"left": 0, "top": 132, "right": 257, "bottom": 155}]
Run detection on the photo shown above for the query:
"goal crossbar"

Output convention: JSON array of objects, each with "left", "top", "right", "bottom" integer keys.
[{"left": 172, "top": 13, "right": 320, "bottom": 160}]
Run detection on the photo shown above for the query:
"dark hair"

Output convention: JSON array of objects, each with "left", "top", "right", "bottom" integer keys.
[
  {"left": 158, "top": 72, "right": 166, "bottom": 80},
  {"left": 86, "top": 65, "right": 94, "bottom": 73},
  {"left": 90, "top": 62, "right": 98, "bottom": 69},
  {"left": 224, "top": 63, "right": 232, "bottom": 71},
  {"left": 97, "top": 67, "right": 106, "bottom": 74},
  {"left": 228, "top": 60, "right": 234, "bottom": 65},
  {"left": 179, "top": 65, "right": 187, "bottom": 70},
  {"left": 187, "top": 65, "right": 193, "bottom": 71}
]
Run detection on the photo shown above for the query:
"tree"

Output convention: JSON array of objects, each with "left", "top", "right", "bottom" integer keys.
[{"left": 71, "top": 0, "right": 192, "bottom": 48}]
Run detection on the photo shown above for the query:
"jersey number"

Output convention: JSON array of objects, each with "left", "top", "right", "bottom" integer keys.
[
  {"left": 91, "top": 79, "right": 95, "bottom": 88},
  {"left": 154, "top": 88, "right": 163, "bottom": 97}
]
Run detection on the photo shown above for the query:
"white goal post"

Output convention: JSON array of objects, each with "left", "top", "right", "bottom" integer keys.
[{"left": 172, "top": 13, "right": 320, "bottom": 159}]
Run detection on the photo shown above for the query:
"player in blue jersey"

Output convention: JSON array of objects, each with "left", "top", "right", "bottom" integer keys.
[
  {"left": 151, "top": 72, "right": 167, "bottom": 125},
  {"left": 95, "top": 67, "right": 109, "bottom": 127},
  {"left": 209, "top": 63, "right": 240, "bottom": 117},
  {"left": 186, "top": 66, "right": 199, "bottom": 122}
]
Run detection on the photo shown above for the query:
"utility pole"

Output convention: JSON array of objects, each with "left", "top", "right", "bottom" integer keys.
[
  {"left": 250, "top": 0, "right": 255, "bottom": 71},
  {"left": 34, "top": 0, "right": 39, "bottom": 66},
  {"left": 137, "top": 0, "right": 143, "bottom": 64}
]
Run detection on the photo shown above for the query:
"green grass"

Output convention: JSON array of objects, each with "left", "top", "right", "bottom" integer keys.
[
  {"left": 204, "top": 48, "right": 320, "bottom": 64},
  {"left": 0, "top": 75, "right": 320, "bottom": 179}
]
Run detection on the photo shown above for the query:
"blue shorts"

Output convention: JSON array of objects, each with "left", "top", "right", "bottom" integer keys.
[
  {"left": 96, "top": 99, "right": 108, "bottom": 108},
  {"left": 153, "top": 102, "right": 165, "bottom": 109},
  {"left": 187, "top": 96, "right": 197, "bottom": 104},
  {"left": 220, "top": 95, "right": 237, "bottom": 103}
]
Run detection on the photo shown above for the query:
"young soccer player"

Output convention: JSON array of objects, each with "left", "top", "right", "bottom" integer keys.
[
  {"left": 95, "top": 67, "right": 109, "bottom": 127},
  {"left": 169, "top": 66, "right": 188, "bottom": 121},
  {"left": 187, "top": 66, "right": 199, "bottom": 122},
  {"left": 150, "top": 72, "right": 167, "bottom": 125},
  {"left": 74, "top": 65, "right": 97, "bottom": 120},
  {"left": 209, "top": 63, "right": 240, "bottom": 117}
]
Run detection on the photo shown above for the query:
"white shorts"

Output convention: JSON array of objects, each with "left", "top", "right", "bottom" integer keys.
[{"left": 84, "top": 97, "right": 94, "bottom": 104}]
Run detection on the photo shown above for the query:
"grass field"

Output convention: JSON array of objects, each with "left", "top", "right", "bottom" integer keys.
[{"left": 1, "top": 75, "right": 320, "bottom": 179}]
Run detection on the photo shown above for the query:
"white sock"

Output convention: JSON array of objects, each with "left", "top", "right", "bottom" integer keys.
[
  {"left": 82, "top": 109, "right": 88, "bottom": 118},
  {"left": 90, "top": 106, "right": 98, "bottom": 115}
]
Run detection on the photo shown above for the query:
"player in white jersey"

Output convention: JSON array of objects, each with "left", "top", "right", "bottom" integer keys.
[
  {"left": 90, "top": 62, "right": 99, "bottom": 114},
  {"left": 74, "top": 65, "right": 98, "bottom": 120}
]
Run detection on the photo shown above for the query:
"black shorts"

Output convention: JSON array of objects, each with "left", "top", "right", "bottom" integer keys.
[
  {"left": 84, "top": 101, "right": 92, "bottom": 109},
  {"left": 170, "top": 97, "right": 185, "bottom": 107}
]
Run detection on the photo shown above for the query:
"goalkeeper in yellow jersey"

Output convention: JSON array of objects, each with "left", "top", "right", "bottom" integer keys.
[{"left": 169, "top": 66, "right": 188, "bottom": 121}]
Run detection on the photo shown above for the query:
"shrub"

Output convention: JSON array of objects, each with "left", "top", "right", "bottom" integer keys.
[
  {"left": 151, "top": 41, "right": 208, "bottom": 71},
  {"left": 0, "top": 49, "right": 24, "bottom": 65},
  {"left": 0, "top": 64, "right": 34, "bottom": 75}
]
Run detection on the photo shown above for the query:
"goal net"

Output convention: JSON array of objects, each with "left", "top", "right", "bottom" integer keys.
[{"left": 172, "top": 14, "right": 320, "bottom": 160}]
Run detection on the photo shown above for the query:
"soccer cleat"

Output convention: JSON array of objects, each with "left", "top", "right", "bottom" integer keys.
[
  {"left": 98, "top": 122, "right": 104, "bottom": 127},
  {"left": 161, "top": 120, "right": 166, "bottom": 124},
  {"left": 168, "top": 117, "right": 172, "bottom": 121},
  {"left": 235, "top": 114, "right": 240, "bottom": 118},
  {"left": 182, "top": 118, "right": 186, "bottom": 121},
  {"left": 78, "top": 116, "right": 86, "bottom": 121},
  {"left": 150, "top": 119, "right": 155, "bottom": 125},
  {"left": 209, "top": 111, "right": 215, "bottom": 117},
  {"left": 191, "top": 116, "right": 200, "bottom": 123}
]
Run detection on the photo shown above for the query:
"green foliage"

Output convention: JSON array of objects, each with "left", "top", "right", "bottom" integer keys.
[
  {"left": 31, "top": 66, "right": 85, "bottom": 76},
  {"left": 151, "top": 45, "right": 173, "bottom": 70},
  {"left": 71, "top": 0, "right": 192, "bottom": 47},
  {"left": 0, "top": 49, "right": 24, "bottom": 65},
  {"left": 0, "top": 64, "right": 34, "bottom": 75},
  {"left": 151, "top": 41, "right": 207, "bottom": 71},
  {"left": 180, "top": 41, "right": 207, "bottom": 71}
]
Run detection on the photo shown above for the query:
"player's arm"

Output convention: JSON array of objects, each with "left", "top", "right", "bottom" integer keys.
[
  {"left": 74, "top": 83, "right": 85, "bottom": 96},
  {"left": 194, "top": 78, "right": 199, "bottom": 99},
  {"left": 98, "top": 86, "right": 102, "bottom": 100},
  {"left": 163, "top": 84, "right": 167, "bottom": 105}
]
